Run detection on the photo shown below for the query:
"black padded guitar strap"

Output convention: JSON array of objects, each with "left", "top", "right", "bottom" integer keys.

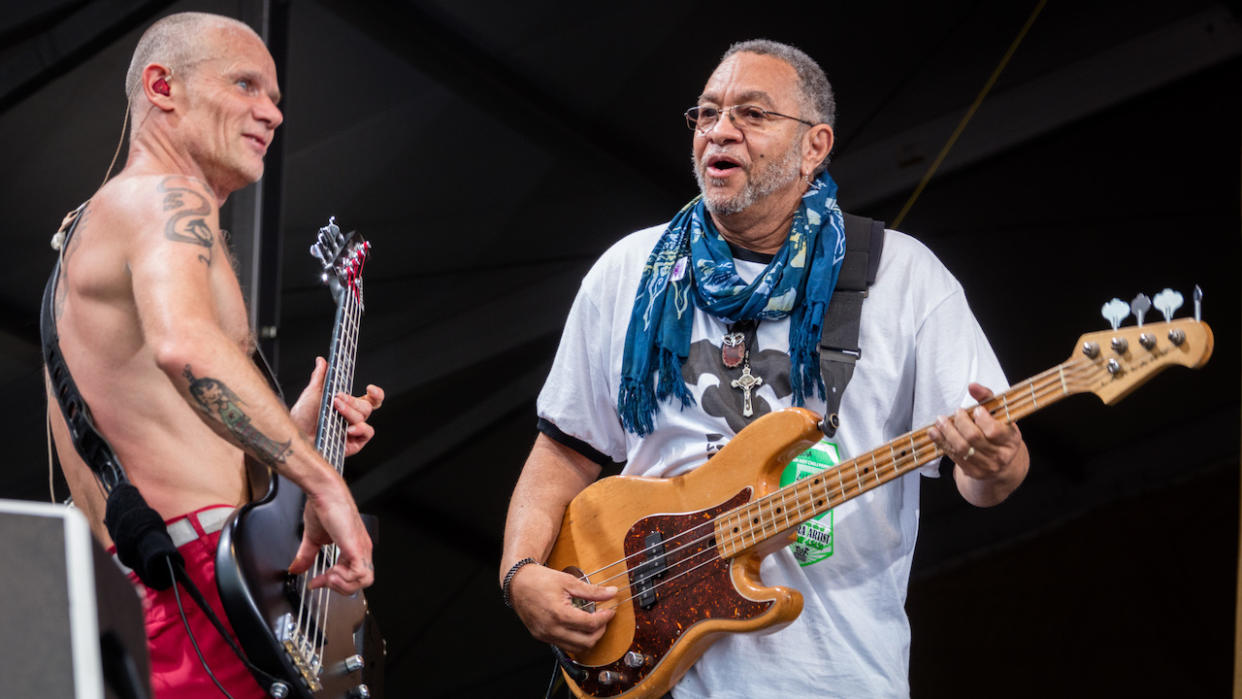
[
  {"left": 40, "top": 204, "right": 129, "bottom": 492},
  {"left": 818, "top": 213, "right": 885, "bottom": 437}
]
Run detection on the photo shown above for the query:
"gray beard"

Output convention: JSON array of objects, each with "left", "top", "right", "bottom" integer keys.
[{"left": 692, "top": 143, "right": 802, "bottom": 216}]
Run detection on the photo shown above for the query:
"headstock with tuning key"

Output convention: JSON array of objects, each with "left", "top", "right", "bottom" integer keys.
[
  {"left": 1068, "top": 287, "right": 1212, "bottom": 405},
  {"left": 309, "top": 217, "right": 370, "bottom": 310}
]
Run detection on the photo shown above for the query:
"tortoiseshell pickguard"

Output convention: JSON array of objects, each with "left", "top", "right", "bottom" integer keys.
[{"left": 573, "top": 489, "right": 770, "bottom": 697}]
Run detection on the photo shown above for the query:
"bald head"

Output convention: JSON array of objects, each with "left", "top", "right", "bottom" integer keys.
[{"left": 124, "top": 12, "right": 260, "bottom": 106}]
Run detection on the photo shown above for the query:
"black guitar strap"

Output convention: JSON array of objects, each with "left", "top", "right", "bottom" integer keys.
[
  {"left": 42, "top": 204, "right": 129, "bottom": 492},
  {"left": 818, "top": 213, "right": 885, "bottom": 438}
]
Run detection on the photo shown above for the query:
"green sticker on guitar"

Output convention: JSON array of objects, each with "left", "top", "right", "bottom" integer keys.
[{"left": 780, "top": 439, "right": 840, "bottom": 566}]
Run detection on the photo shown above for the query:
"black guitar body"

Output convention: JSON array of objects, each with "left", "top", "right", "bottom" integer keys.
[{"left": 216, "top": 471, "right": 384, "bottom": 698}]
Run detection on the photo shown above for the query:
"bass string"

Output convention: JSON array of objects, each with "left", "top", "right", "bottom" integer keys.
[
  {"left": 300, "top": 307, "right": 345, "bottom": 655},
  {"left": 298, "top": 287, "right": 364, "bottom": 661},
  {"left": 717, "top": 361, "right": 1090, "bottom": 554},
  {"left": 588, "top": 359, "right": 1097, "bottom": 608},
  {"left": 316, "top": 304, "right": 361, "bottom": 657},
  {"left": 736, "top": 358, "right": 1090, "bottom": 557}
]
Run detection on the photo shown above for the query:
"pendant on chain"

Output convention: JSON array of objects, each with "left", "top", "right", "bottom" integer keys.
[{"left": 721, "top": 331, "right": 746, "bottom": 368}]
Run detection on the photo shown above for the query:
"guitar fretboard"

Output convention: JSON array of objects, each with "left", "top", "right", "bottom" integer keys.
[
  {"left": 713, "top": 358, "right": 1098, "bottom": 558},
  {"left": 315, "top": 281, "right": 362, "bottom": 475}
]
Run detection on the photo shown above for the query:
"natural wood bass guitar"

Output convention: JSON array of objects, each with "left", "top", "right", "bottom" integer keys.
[
  {"left": 548, "top": 312, "right": 1213, "bottom": 698},
  {"left": 216, "top": 219, "right": 382, "bottom": 699}
]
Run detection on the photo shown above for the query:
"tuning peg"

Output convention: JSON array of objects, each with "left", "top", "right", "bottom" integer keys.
[
  {"left": 1128, "top": 294, "right": 1151, "bottom": 326},
  {"left": 1153, "top": 288, "right": 1183, "bottom": 322},
  {"left": 1193, "top": 285, "right": 1203, "bottom": 322},
  {"left": 1101, "top": 298, "right": 1130, "bottom": 331}
]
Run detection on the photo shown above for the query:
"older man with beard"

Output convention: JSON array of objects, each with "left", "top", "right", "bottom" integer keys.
[{"left": 500, "top": 40, "right": 1029, "bottom": 697}]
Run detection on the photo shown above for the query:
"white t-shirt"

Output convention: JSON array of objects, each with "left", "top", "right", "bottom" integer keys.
[{"left": 537, "top": 223, "right": 1008, "bottom": 698}]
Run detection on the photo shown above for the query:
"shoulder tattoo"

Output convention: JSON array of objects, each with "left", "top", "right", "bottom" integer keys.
[
  {"left": 158, "top": 178, "right": 215, "bottom": 266},
  {"left": 183, "top": 364, "right": 293, "bottom": 466}
]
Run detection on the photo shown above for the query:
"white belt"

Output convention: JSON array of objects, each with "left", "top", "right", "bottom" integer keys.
[{"left": 111, "top": 505, "right": 235, "bottom": 579}]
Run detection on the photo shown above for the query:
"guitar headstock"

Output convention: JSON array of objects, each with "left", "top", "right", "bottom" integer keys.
[
  {"left": 1064, "top": 317, "right": 1213, "bottom": 405},
  {"left": 309, "top": 217, "right": 370, "bottom": 310}
]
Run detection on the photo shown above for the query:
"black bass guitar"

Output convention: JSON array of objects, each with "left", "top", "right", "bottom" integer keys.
[{"left": 216, "top": 218, "right": 382, "bottom": 699}]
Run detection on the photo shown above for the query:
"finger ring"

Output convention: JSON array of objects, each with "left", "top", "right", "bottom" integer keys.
[{"left": 964, "top": 446, "right": 976, "bottom": 460}]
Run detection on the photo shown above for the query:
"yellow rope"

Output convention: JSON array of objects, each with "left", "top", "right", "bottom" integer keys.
[{"left": 892, "top": 0, "right": 1048, "bottom": 229}]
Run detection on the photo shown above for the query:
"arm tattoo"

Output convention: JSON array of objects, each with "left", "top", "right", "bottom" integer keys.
[
  {"left": 158, "top": 178, "right": 215, "bottom": 266},
  {"left": 183, "top": 364, "right": 293, "bottom": 466}
]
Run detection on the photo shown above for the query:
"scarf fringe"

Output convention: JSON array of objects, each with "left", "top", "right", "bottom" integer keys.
[
  {"left": 619, "top": 348, "right": 694, "bottom": 437},
  {"left": 789, "top": 302, "right": 827, "bottom": 406},
  {"left": 618, "top": 378, "right": 657, "bottom": 437},
  {"left": 655, "top": 347, "right": 694, "bottom": 406}
]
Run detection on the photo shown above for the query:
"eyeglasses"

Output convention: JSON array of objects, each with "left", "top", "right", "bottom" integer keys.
[{"left": 684, "top": 104, "right": 816, "bottom": 133}]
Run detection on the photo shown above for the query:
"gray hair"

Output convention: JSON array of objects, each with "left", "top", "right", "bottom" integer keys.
[
  {"left": 722, "top": 39, "right": 836, "bottom": 128},
  {"left": 722, "top": 40, "right": 835, "bottom": 174},
  {"left": 124, "top": 12, "right": 257, "bottom": 105}
]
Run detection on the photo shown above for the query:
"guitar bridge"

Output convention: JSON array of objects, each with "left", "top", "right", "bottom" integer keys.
[{"left": 274, "top": 613, "right": 324, "bottom": 692}]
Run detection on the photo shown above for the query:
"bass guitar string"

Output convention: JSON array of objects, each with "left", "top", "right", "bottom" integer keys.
[
  {"left": 597, "top": 368, "right": 1092, "bottom": 612},
  {"left": 296, "top": 280, "right": 362, "bottom": 671},
  {"left": 298, "top": 318, "right": 344, "bottom": 664},
  {"left": 314, "top": 294, "right": 358, "bottom": 666},
  {"left": 319, "top": 290, "right": 360, "bottom": 662},
  {"left": 584, "top": 360, "right": 1097, "bottom": 607},
  {"left": 583, "top": 357, "right": 1091, "bottom": 584},
  {"left": 298, "top": 306, "right": 350, "bottom": 658},
  {"left": 604, "top": 360, "right": 1099, "bottom": 610},
  {"left": 317, "top": 270, "right": 363, "bottom": 663},
  {"left": 600, "top": 359, "right": 1094, "bottom": 604},
  {"left": 303, "top": 301, "right": 351, "bottom": 671}
]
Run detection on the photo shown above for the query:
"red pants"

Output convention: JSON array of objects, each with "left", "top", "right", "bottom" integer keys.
[{"left": 117, "top": 505, "right": 268, "bottom": 699}]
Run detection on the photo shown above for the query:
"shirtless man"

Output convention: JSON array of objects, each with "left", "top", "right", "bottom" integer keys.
[{"left": 45, "top": 12, "right": 382, "bottom": 697}]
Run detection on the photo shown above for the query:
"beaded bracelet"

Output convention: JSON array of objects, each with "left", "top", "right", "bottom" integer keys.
[{"left": 502, "top": 557, "right": 540, "bottom": 608}]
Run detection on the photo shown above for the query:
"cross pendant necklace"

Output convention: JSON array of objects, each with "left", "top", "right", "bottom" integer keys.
[{"left": 731, "top": 360, "right": 763, "bottom": 417}]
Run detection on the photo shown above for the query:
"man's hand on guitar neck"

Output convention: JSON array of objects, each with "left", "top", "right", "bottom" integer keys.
[
  {"left": 510, "top": 564, "right": 617, "bottom": 654},
  {"left": 928, "top": 382, "right": 1030, "bottom": 507},
  {"left": 290, "top": 356, "right": 386, "bottom": 457}
]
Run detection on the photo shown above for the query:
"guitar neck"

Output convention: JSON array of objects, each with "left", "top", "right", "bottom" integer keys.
[
  {"left": 314, "top": 291, "right": 362, "bottom": 473},
  {"left": 714, "top": 360, "right": 1080, "bottom": 558}
]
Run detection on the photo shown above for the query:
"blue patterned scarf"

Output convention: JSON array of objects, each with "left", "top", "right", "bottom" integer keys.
[{"left": 618, "top": 170, "right": 847, "bottom": 436}]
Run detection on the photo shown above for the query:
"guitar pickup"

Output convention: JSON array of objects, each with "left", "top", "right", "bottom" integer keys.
[{"left": 631, "top": 531, "right": 668, "bottom": 610}]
